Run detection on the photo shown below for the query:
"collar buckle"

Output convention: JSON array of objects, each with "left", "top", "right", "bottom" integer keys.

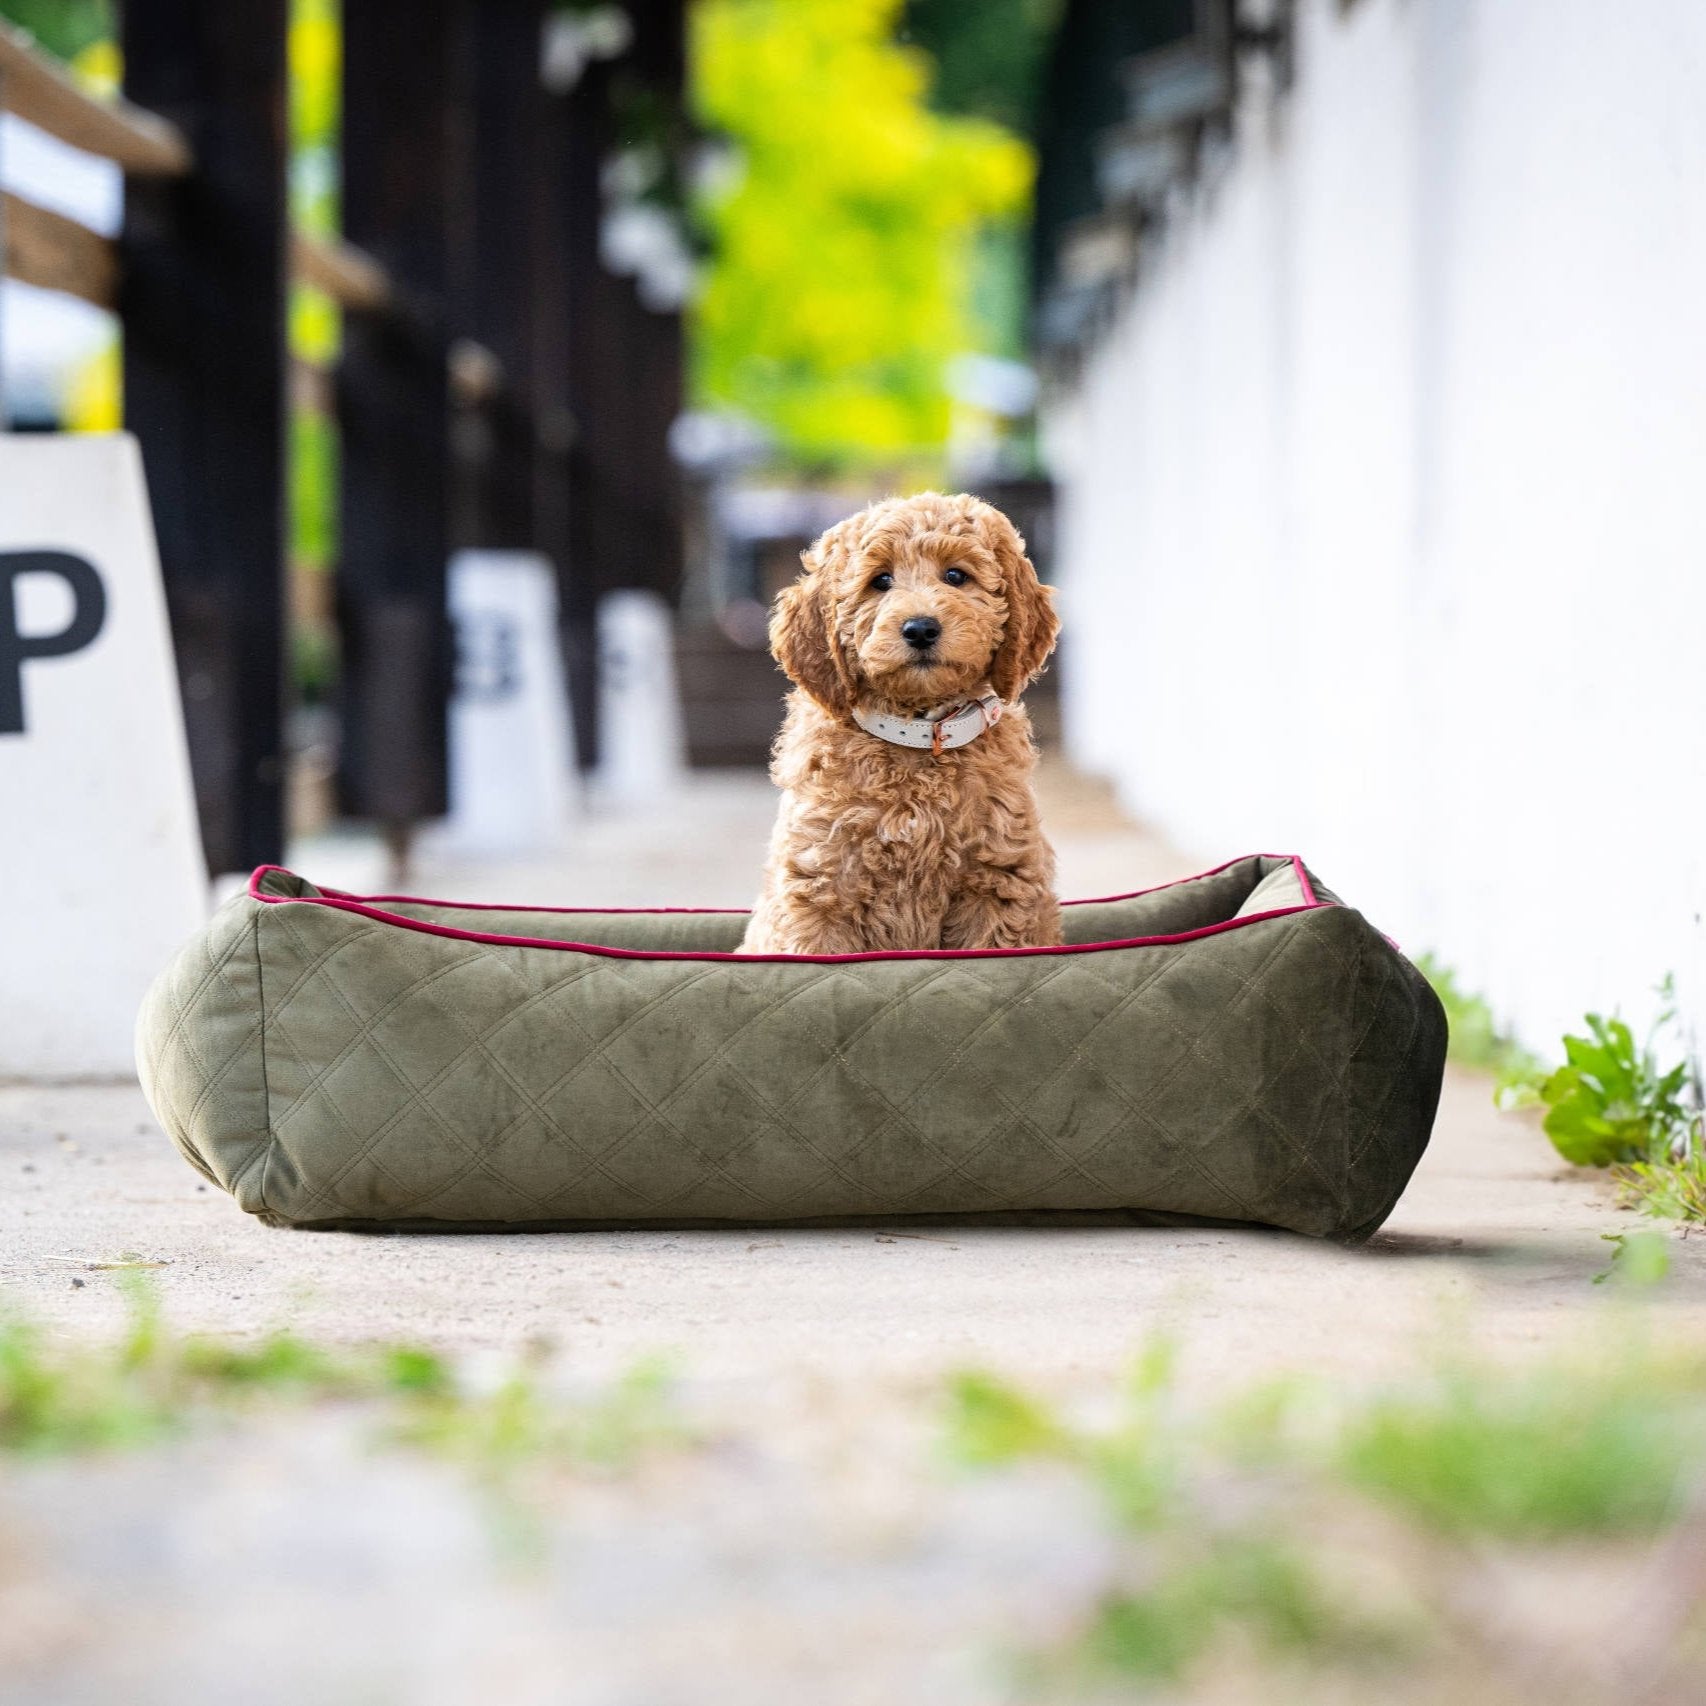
[{"left": 852, "top": 690, "right": 1005, "bottom": 755}]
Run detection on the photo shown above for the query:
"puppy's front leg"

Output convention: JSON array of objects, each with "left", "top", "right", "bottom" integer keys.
[
  {"left": 741, "top": 882, "right": 880, "bottom": 956},
  {"left": 941, "top": 867, "right": 1062, "bottom": 950}
]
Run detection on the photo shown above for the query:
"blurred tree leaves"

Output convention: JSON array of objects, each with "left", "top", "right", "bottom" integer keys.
[
  {"left": 290, "top": 0, "right": 338, "bottom": 163},
  {"left": 901, "top": 0, "right": 1063, "bottom": 137},
  {"left": 35, "top": 0, "right": 341, "bottom": 575},
  {"left": 691, "top": 0, "right": 1033, "bottom": 469},
  {"left": 0, "top": 0, "right": 110, "bottom": 62},
  {"left": 22, "top": 0, "right": 1047, "bottom": 481},
  {"left": 905, "top": 0, "right": 1064, "bottom": 365},
  {"left": 12, "top": 0, "right": 121, "bottom": 431},
  {"left": 290, "top": 0, "right": 339, "bottom": 574}
]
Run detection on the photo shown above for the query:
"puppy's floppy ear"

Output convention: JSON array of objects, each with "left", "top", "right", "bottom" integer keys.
[
  {"left": 985, "top": 509, "right": 1060, "bottom": 703},
  {"left": 770, "top": 525, "right": 856, "bottom": 718}
]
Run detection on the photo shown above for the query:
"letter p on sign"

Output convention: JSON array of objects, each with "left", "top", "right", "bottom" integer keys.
[
  {"left": 0, "top": 436, "right": 206, "bottom": 1077},
  {"left": 0, "top": 550, "right": 109, "bottom": 734}
]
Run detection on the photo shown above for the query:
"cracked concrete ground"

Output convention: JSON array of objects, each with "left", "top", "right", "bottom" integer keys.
[{"left": 4, "top": 768, "right": 1705, "bottom": 1704}]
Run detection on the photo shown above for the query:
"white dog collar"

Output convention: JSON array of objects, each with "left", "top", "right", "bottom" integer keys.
[{"left": 852, "top": 691, "right": 1004, "bottom": 756}]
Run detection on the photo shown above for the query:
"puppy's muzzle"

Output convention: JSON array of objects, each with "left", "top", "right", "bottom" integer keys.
[{"left": 900, "top": 615, "right": 941, "bottom": 651}]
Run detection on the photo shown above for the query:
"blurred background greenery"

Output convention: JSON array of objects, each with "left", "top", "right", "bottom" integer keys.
[
  {"left": 692, "top": 0, "right": 1053, "bottom": 468},
  {"left": 2, "top": 0, "right": 1061, "bottom": 538}
]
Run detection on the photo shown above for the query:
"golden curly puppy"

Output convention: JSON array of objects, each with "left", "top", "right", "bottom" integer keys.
[{"left": 740, "top": 491, "right": 1061, "bottom": 954}]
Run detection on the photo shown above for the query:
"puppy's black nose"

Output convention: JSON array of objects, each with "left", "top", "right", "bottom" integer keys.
[{"left": 901, "top": 615, "right": 941, "bottom": 650}]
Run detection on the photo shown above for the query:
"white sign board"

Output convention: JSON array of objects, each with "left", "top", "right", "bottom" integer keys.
[
  {"left": 0, "top": 433, "right": 206, "bottom": 1077},
  {"left": 597, "top": 587, "right": 686, "bottom": 804},
  {"left": 441, "top": 549, "right": 577, "bottom": 854}
]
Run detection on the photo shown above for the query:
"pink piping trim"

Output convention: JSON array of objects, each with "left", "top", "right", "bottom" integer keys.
[
  {"left": 299, "top": 851, "right": 1317, "bottom": 917},
  {"left": 245, "top": 855, "right": 1327, "bottom": 965},
  {"left": 1065, "top": 851, "right": 1319, "bottom": 910},
  {"left": 316, "top": 887, "right": 748, "bottom": 916}
]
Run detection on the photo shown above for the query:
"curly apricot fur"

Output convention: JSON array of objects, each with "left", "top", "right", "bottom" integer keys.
[{"left": 740, "top": 492, "right": 1062, "bottom": 954}]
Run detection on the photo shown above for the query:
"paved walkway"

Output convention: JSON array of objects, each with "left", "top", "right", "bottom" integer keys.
[
  {"left": 4, "top": 768, "right": 1705, "bottom": 1703},
  {"left": 7, "top": 762, "right": 1705, "bottom": 1378}
]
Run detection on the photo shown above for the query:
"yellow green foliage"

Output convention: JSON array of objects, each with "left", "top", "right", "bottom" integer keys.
[
  {"left": 290, "top": 0, "right": 339, "bottom": 158},
  {"left": 64, "top": 343, "right": 119, "bottom": 433},
  {"left": 61, "top": 35, "right": 121, "bottom": 430},
  {"left": 692, "top": 0, "right": 1032, "bottom": 466},
  {"left": 69, "top": 36, "right": 118, "bottom": 96},
  {"left": 56, "top": 1, "right": 340, "bottom": 434}
]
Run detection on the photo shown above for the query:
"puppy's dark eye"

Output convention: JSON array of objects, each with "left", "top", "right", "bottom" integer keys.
[
  {"left": 870, "top": 572, "right": 893, "bottom": 592},
  {"left": 943, "top": 567, "right": 969, "bottom": 587}
]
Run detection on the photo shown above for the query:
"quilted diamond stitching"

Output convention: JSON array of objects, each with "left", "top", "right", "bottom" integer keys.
[
  {"left": 778, "top": 959, "right": 1111, "bottom": 1206},
  {"left": 1178, "top": 920, "right": 1389, "bottom": 1220},
  {"left": 135, "top": 879, "right": 1443, "bottom": 1237},
  {"left": 146, "top": 927, "right": 250, "bottom": 1118},
  {"left": 266, "top": 913, "right": 519, "bottom": 1101},
  {"left": 1171, "top": 926, "right": 1366, "bottom": 1210},
  {"left": 152, "top": 920, "right": 259, "bottom": 1132},
  {"left": 284, "top": 907, "right": 1289, "bottom": 1224},
  {"left": 1345, "top": 962, "right": 1429, "bottom": 1176},
  {"left": 829, "top": 958, "right": 1153, "bottom": 1200},
  {"left": 271, "top": 922, "right": 714, "bottom": 1217},
  {"left": 272, "top": 941, "right": 567, "bottom": 1219},
  {"left": 879, "top": 955, "right": 1204, "bottom": 1204},
  {"left": 592, "top": 964, "right": 962, "bottom": 1209},
  {"left": 262, "top": 924, "right": 564, "bottom": 1216},
  {"left": 268, "top": 909, "right": 843, "bottom": 1218},
  {"left": 951, "top": 947, "right": 1239, "bottom": 1203},
  {"left": 1011, "top": 923, "right": 1326, "bottom": 1219},
  {"left": 470, "top": 962, "right": 821, "bottom": 1215},
  {"left": 1032, "top": 952, "right": 1325, "bottom": 1216},
  {"left": 537, "top": 959, "right": 1022, "bottom": 1213}
]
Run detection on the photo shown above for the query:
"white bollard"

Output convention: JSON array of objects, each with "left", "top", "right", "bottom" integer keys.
[
  {"left": 0, "top": 433, "right": 206, "bottom": 1078},
  {"left": 595, "top": 587, "right": 686, "bottom": 805},
  {"left": 441, "top": 549, "right": 577, "bottom": 855}
]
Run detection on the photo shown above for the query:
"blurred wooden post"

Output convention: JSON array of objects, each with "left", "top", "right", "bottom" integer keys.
[
  {"left": 603, "top": 0, "right": 687, "bottom": 613},
  {"left": 121, "top": 0, "right": 289, "bottom": 874},
  {"left": 538, "top": 0, "right": 688, "bottom": 771},
  {"left": 532, "top": 49, "right": 583, "bottom": 768},
  {"left": 549, "top": 55, "right": 605, "bottom": 770},
  {"left": 337, "top": 0, "right": 455, "bottom": 844},
  {"left": 452, "top": 0, "right": 544, "bottom": 554}
]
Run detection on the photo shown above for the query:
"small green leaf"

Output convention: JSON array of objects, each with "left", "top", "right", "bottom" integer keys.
[
  {"left": 1593, "top": 1230, "right": 1671, "bottom": 1288},
  {"left": 1544, "top": 1091, "right": 1639, "bottom": 1166},
  {"left": 944, "top": 1369, "right": 1063, "bottom": 1465}
]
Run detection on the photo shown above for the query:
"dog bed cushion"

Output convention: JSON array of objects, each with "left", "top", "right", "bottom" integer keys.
[{"left": 136, "top": 856, "right": 1446, "bottom": 1240}]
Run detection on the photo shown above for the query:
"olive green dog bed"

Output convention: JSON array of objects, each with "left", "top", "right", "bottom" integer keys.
[{"left": 136, "top": 856, "right": 1445, "bottom": 1240}]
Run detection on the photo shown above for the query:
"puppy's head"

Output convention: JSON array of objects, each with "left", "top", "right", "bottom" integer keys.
[{"left": 770, "top": 492, "right": 1059, "bottom": 717}]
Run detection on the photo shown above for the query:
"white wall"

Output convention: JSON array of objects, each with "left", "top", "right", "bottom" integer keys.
[{"left": 1049, "top": 0, "right": 1706, "bottom": 1057}]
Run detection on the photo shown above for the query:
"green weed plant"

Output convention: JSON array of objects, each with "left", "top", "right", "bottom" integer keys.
[
  {"left": 0, "top": 1281, "right": 681, "bottom": 1492},
  {"left": 1618, "top": 1146, "right": 1706, "bottom": 1224},
  {"left": 1534, "top": 1004, "right": 1693, "bottom": 1168},
  {"left": 1425, "top": 956, "right": 1706, "bottom": 1225},
  {"left": 393, "top": 1353, "right": 682, "bottom": 1488},
  {"left": 1534, "top": 982, "right": 1706, "bottom": 1223},
  {"left": 944, "top": 1331, "right": 1706, "bottom": 1692},
  {"left": 1336, "top": 1354, "right": 1699, "bottom": 1539}
]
